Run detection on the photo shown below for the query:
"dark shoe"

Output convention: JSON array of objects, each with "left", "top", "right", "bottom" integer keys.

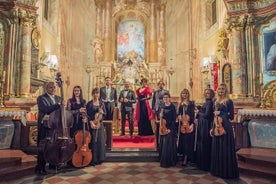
[
  {"left": 120, "top": 133, "right": 125, "bottom": 136},
  {"left": 90, "top": 163, "right": 96, "bottom": 166},
  {"left": 35, "top": 166, "right": 47, "bottom": 175},
  {"left": 49, "top": 164, "right": 61, "bottom": 170}
]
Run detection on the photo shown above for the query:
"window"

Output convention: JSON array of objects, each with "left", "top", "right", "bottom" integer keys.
[
  {"left": 44, "top": 0, "right": 49, "bottom": 21},
  {"left": 206, "top": 0, "right": 217, "bottom": 28},
  {"left": 211, "top": 0, "right": 217, "bottom": 26}
]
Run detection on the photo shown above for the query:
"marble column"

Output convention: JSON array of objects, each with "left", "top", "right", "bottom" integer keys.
[
  {"left": 95, "top": 3, "right": 103, "bottom": 39},
  {"left": 245, "top": 14, "right": 258, "bottom": 97},
  {"left": 93, "top": 1, "right": 103, "bottom": 64},
  {"left": 103, "top": 0, "right": 112, "bottom": 62},
  {"left": 18, "top": 9, "right": 33, "bottom": 98},
  {"left": 226, "top": 16, "right": 248, "bottom": 99},
  {"left": 158, "top": 3, "right": 166, "bottom": 65},
  {"left": 149, "top": 0, "right": 157, "bottom": 63}
]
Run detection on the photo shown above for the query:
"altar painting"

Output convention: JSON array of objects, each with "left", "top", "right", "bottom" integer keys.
[{"left": 117, "top": 20, "right": 145, "bottom": 62}]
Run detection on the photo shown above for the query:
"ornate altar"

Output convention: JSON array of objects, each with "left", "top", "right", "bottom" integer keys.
[{"left": 112, "top": 51, "right": 149, "bottom": 89}]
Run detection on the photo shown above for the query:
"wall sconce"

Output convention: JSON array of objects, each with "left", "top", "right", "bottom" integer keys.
[
  {"left": 201, "top": 57, "right": 211, "bottom": 73},
  {"left": 48, "top": 55, "right": 58, "bottom": 70},
  {"left": 39, "top": 52, "right": 59, "bottom": 70}
]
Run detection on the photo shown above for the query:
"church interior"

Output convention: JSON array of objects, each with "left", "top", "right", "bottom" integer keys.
[{"left": 0, "top": 0, "right": 275, "bottom": 183}]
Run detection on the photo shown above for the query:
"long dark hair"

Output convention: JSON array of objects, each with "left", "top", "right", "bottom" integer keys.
[{"left": 71, "top": 85, "right": 85, "bottom": 104}]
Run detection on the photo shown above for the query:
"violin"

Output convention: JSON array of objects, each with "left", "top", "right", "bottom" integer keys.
[
  {"left": 180, "top": 114, "right": 193, "bottom": 134},
  {"left": 90, "top": 104, "right": 104, "bottom": 142},
  {"left": 212, "top": 115, "right": 226, "bottom": 136},
  {"left": 160, "top": 108, "right": 169, "bottom": 135},
  {"left": 180, "top": 105, "right": 193, "bottom": 134},
  {"left": 72, "top": 109, "right": 92, "bottom": 168},
  {"left": 210, "top": 104, "right": 226, "bottom": 136}
]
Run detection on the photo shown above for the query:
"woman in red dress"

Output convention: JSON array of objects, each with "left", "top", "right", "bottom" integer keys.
[{"left": 135, "top": 78, "right": 154, "bottom": 136}]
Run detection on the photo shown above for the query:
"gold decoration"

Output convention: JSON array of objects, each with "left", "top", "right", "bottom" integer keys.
[
  {"left": 31, "top": 28, "right": 40, "bottom": 49},
  {"left": 29, "top": 126, "right": 37, "bottom": 146},
  {"left": 217, "top": 29, "right": 229, "bottom": 59},
  {"left": 260, "top": 80, "right": 276, "bottom": 109}
]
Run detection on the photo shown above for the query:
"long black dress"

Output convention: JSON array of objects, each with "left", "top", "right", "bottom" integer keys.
[
  {"left": 210, "top": 99, "right": 239, "bottom": 178},
  {"left": 196, "top": 99, "right": 214, "bottom": 171},
  {"left": 86, "top": 100, "right": 107, "bottom": 165},
  {"left": 135, "top": 87, "right": 154, "bottom": 136},
  {"left": 177, "top": 101, "right": 195, "bottom": 163},
  {"left": 159, "top": 103, "right": 177, "bottom": 168},
  {"left": 67, "top": 98, "right": 86, "bottom": 138}
]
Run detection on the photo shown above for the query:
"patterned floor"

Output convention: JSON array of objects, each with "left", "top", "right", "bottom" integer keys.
[{"left": 3, "top": 162, "right": 275, "bottom": 184}]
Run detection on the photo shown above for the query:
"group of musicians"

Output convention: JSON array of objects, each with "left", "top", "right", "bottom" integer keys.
[{"left": 35, "top": 77, "right": 239, "bottom": 179}]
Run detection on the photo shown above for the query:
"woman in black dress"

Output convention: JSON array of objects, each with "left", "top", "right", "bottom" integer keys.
[
  {"left": 195, "top": 88, "right": 214, "bottom": 171},
  {"left": 135, "top": 78, "right": 154, "bottom": 136},
  {"left": 210, "top": 83, "right": 239, "bottom": 179},
  {"left": 67, "top": 86, "right": 86, "bottom": 138},
  {"left": 159, "top": 92, "right": 177, "bottom": 168},
  {"left": 177, "top": 89, "right": 195, "bottom": 166},
  {"left": 86, "top": 87, "right": 107, "bottom": 166}
]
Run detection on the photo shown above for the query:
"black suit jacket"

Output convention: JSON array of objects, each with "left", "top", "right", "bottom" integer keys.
[
  {"left": 37, "top": 93, "right": 62, "bottom": 125},
  {"left": 100, "top": 86, "right": 117, "bottom": 107},
  {"left": 152, "top": 89, "right": 169, "bottom": 111},
  {"left": 119, "top": 89, "right": 136, "bottom": 111}
]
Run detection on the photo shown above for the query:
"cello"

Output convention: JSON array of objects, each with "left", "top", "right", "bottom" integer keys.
[
  {"left": 43, "top": 72, "right": 75, "bottom": 167},
  {"left": 72, "top": 109, "right": 92, "bottom": 168}
]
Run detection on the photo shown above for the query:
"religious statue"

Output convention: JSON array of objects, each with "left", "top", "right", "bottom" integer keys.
[{"left": 92, "top": 38, "right": 103, "bottom": 63}]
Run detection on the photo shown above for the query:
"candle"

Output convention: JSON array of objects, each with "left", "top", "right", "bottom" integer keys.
[{"left": 2, "top": 71, "right": 5, "bottom": 82}]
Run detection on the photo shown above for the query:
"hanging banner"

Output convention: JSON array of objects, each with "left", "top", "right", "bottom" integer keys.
[{"left": 210, "top": 63, "right": 218, "bottom": 91}]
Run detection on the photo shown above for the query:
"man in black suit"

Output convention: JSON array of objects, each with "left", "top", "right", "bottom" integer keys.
[
  {"left": 35, "top": 82, "right": 63, "bottom": 175},
  {"left": 151, "top": 80, "right": 169, "bottom": 147},
  {"left": 100, "top": 77, "right": 117, "bottom": 120},
  {"left": 119, "top": 80, "right": 136, "bottom": 136}
]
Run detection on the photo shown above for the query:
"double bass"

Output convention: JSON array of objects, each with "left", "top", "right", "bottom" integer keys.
[
  {"left": 72, "top": 109, "right": 92, "bottom": 168},
  {"left": 43, "top": 73, "right": 75, "bottom": 167}
]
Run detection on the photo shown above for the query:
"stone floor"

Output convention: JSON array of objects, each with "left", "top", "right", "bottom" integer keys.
[{"left": 2, "top": 161, "right": 275, "bottom": 184}]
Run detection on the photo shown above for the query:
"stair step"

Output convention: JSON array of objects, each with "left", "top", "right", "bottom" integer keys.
[
  {"left": 0, "top": 164, "right": 35, "bottom": 181},
  {"left": 0, "top": 149, "right": 37, "bottom": 181},
  {"left": 237, "top": 147, "right": 276, "bottom": 168},
  {"left": 106, "top": 149, "right": 159, "bottom": 162},
  {"left": 0, "top": 157, "right": 21, "bottom": 169},
  {"left": 238, "top": 160, "right": 276, "bottom": 179}
]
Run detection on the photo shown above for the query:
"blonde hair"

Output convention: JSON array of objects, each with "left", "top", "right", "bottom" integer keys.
[
  {"left": 178, "top": 89, "right": 190, "bottom": 110},
  {"left": 215, "top": 83, "right": 229, "bottom": 105},
  {"left": 180, "top": 89, "right": 190, "bottom": 101}
]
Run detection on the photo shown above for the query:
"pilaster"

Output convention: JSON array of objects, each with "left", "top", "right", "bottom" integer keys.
[
  {"left": 18, "top": 9, "right": 37, "bottom": 98},
  {"left": 225, "top": 15, "right": 248, "bottom": 99}
]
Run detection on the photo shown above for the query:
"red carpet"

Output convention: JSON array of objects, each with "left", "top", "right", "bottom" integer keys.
[{"left": 112, "top": 136, "right": 156, "bottom": 148}]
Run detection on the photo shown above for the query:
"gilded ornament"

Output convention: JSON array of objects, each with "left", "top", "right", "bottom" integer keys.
[
  {"left": 29, "top": 126, "right": 37, "bottom": 146},
  {"left": 31, "top": 28, "right": 40, "bottom": 49}
]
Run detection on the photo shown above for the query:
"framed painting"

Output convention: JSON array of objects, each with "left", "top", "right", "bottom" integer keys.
[{"left": 264, "top": 31, "right": 276, "bottom": 72}]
